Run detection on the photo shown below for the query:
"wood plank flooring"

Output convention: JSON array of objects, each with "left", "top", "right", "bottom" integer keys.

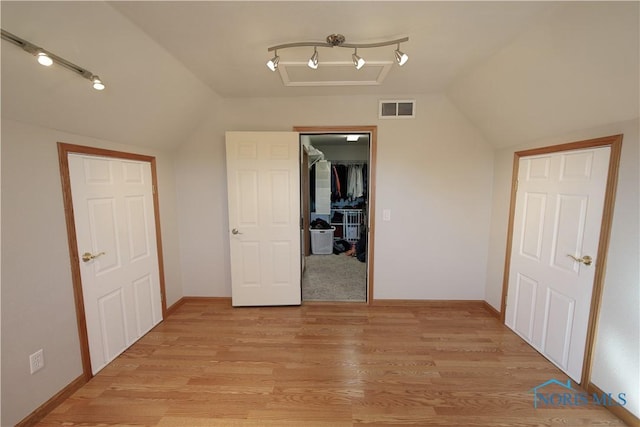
[{"left": 38, "top": 300, "right": 626, "bottom": 426}]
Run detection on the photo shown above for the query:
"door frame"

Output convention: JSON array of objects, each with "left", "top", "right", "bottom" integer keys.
[
  {"left": 57, "top": 142, "right": 168, "bottom": 380},
  {"left": 294, "top": 125, "right": 377, "bottom": 304},
  {"left": 301, "top": 147, "right": 311, "bottom": 257},
  {"left": 499, "top": 134, "right": 623, "bottom": 385}
]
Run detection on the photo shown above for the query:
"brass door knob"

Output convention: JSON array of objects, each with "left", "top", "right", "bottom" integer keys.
[
  {"left": 567, "top": 254, "right": 592, "bottom": 266},
  {"left": 82, "top": 251, "right": 106, "bottom": 263}
]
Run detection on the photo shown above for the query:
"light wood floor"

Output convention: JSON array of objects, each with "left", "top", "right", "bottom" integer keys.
[{"left": 38, "top": 300, "right": 626, "bottom": 426}]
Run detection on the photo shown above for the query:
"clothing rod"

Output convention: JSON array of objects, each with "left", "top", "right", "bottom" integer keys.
[{"left": 329, "top": 161, "right": 368, "bottom": 165}]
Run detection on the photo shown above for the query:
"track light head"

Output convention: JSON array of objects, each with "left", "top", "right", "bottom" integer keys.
[
  {"left": 91, "top": 75, "right": 105, "bottom": 91},
  {"left": 36, "top": 51, "right": 53, "bottom": 67},
  {"left": 352, "top": 48, "right": 365, "bottom": 70},
  {"left": 395, "top": 44, "right": 408, "bottom": 66},
  {"left": 308, "top": 47, "right": 318, "bottom": 69},
  {"left": 266, "top": 50, "right": 279, "bottom": 71}
]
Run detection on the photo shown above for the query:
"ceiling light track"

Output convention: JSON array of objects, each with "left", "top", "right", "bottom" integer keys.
[
  {"left": 1, "top": 29, "right": 106, "bottom": 91},
  {"left": 267, "top": 35, "right": 409, "bottom": 51},
  {"left": 267, "top": 34, "right": 408, "bottom": 71}
]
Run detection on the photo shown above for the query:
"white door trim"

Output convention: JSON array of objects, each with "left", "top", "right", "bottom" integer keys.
[
  {"left": 500, "top": 134, "right": 623, "bottom": 385},
  {"left": 58, "top": 143, "right": 168, "bottom": 380}
]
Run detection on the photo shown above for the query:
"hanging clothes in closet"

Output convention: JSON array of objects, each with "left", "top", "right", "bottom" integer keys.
[
  {"left": 331, "top": 165, "right": 341, "bottom": 201},
  {"left": 330, "top": 163, "right": 368, "bottom": 202},
  {"left": 347, "top": 164, "right": 364, "bottom": 199},
  {"left": 331, "top": 164, "right": 348, "bottom": 202},
  {"left": 362, "top": 163, "right": 368, "bottom": 197}
]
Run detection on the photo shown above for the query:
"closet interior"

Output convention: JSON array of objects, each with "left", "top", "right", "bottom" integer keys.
[{"left": 301, "top": 133, "right": 370, "bottom": 302}]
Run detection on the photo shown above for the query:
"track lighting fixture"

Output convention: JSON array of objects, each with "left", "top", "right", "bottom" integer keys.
[
  {"left": 266, "top": 50, "right": 280, "bottom": 71},
  {"left": 308, "top": 47, "right": 319, "bottom": 69},
  {"left": 395, "top": 44, "right": 408, "bottom": 66},
  {"left": 267, "top": 33, "right": 408, "bottom": 71},
  {"left": 352, "top": 48, "right": 365, "bottom": 70},
  {"left": 1, "top": 29, "right": 106, "bottom": 91}
]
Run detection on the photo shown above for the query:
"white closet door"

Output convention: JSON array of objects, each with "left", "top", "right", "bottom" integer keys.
[
  {"left": 505, "top": 147, "right": 610, "bottom": 382},
  {"left": 69, "top": 154, "right": 163, "bottom": 374}
]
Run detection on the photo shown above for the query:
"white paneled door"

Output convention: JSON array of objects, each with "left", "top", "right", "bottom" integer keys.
[
  {"left": 69, "top": 154, "right": 163, "bottom": 374},
  {"left": 226, "top": 132, "right": 301, "bottom": 306},
  {"left": 505, "top": 147, "right": 610, "bottom": 383}
]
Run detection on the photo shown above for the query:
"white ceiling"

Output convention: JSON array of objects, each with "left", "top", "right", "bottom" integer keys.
[
  {"left": 1, "top": 1, "right": 638, "bottom": 150},
  {"left": 108, "top": 1, "right": 555, "bottom": 98}
]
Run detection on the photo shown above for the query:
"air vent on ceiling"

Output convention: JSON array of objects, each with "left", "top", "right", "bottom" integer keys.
[{"left": 379, "top": 100, "right": 415, "bottom": 119}]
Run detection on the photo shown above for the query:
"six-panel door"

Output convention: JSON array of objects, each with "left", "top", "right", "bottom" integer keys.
[
  {"left": 226, "top": 132, "right": 302, "bottom": 306},
  {"left": 69, "top": 154, "right": 163, "bottom": 374},
  {"left": 505, "top": 147, "right": 610, "bottom": 383}
]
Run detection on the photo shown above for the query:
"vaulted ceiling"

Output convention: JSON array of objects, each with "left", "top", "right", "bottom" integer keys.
[{"left": 1, "top": 1, "right": 638, "bottom": 150}]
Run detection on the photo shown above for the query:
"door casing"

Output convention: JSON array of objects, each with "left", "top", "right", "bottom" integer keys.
[
  {"left": 294, "top": 125, "right": 377, "bottom": 304},
  {"left": 58, "top": 142, "right": 168, "bottom": 380},
  {"left": 500, "top": 134, "right": 623, "bottom": 385}
]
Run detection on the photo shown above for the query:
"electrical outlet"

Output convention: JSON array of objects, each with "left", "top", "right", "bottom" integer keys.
[{"left": 29, "top": 349, "right": 44, "bottom": 374}]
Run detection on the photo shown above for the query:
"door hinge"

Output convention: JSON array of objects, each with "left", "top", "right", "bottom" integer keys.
[
  {"left": 515, "top": 180, "right": 519, "bottom": 192},
  {"left": 152, "top": 185, "right": 156, "bottom": 195},
  {"left": 300, "top": 217, "right": 303, "bottom": 229}
]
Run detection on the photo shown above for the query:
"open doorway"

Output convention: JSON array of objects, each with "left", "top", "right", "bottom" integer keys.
[{"left": 297, "top": 128, "right": 375, "bottom": 302}]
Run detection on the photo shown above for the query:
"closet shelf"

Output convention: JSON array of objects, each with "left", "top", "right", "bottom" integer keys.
[{"left": 306, "top": 145, "right": 325, "bottom": 168}]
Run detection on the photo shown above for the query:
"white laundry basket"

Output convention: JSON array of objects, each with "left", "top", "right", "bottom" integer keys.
[{"left": 310, "top": 227, "right": 335, "bottom": 255}]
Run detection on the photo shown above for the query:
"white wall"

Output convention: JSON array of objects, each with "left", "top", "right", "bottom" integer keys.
[
  {"left": 173, "top": 99, "right": 230, "bottom": 296},
  {"left": 0, "top": 118, "right": 184, "bottom": 426},
  {"left": 174, "top": 93, "right": 495, "bottom": 300},
  {"left": 484, "top": 118, "right": 640, "bottom": 417},
  {"left": 447, "top": 2, "right": 639, "bottom": 148},
  {"left": 374, "top": 99, "right": 494, "bottom": 299}
]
